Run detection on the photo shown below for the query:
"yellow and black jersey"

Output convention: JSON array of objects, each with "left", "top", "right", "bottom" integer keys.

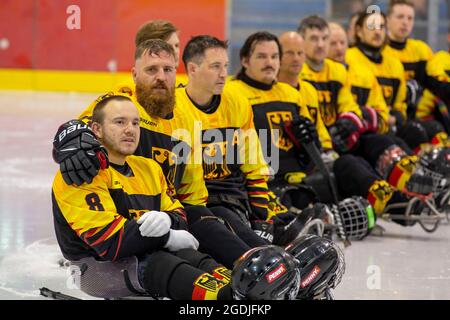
[
  {"left": 384, "top": 39, "right": 450, "bottom": 107},
  {"left": 52, "top": 155, "right": 186, "bottom": 261},
  {"left": 297, "top": 80, "right": 333, "bottom": 149},
  {"left": 417, "top": 51, "right": 450, "bottom": 120},
  {"left": 346, "top": 61, "right": 390, "bottom": 134},
  {"left": 226, "top": 73, "right": 330, "bottom": 180},
  {"left": 79, "top": 85, "right": 208, "bottom": 207},
  {"left": 346, "top": 46, "right": 407, "bottom": 120},
  {"left": 176, "top": 86, "right": 271, "bottom": 219},
  {"left": 300, "top": 58, "right": 362, "bottom": 128},
  {"left": 384, "top": 38, "right": 433, "bottom": 83}
]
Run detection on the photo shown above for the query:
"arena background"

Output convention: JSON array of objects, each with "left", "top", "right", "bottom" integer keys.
[{"left": 0, "top": 0, "right": 448, "bottom": 92}]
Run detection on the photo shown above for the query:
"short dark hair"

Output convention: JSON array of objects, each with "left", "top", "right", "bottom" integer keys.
[
  {"left": 354, "top": 9, "right": 387, "bottom": 45},
  {"left": 135, "top": 20, "right": 178, "bottom": 47},
  {"left": 182, "top": 35, "right": 228, "bottom": 70},
  {"left": 388, "top": 0, "right": 415, "bottom": 16},
  {"left": 92, "top": 95, "right": 133, "bottom": 124},
  {"left": 297, "top": 15, "right": 329, "bottom": 36},
  {"left": 134, "top": 38, "right": 175, "bottom": 61},
  {"left": 237, "top": 31, "right": 282, "bottom": 78}
]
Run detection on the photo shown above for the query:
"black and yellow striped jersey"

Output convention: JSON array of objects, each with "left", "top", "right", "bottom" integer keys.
[
  {"left": 346, "top": 46, "right": 407, "bottom": 120},
  {"left": 417, "top": 51, "right": 450, "bottom": 120},
  {"left": 226, "top": 73, "right": 330, "bottom": 180},
  {"left": 299, "top": 58, "right": 363, "bottom": 128},
  {"left": 177, "top": 86, "right": 269, "bottom": 219},
  {"left": 346, "top": 60, "right": 390, "bottom": 134},
  {"left": 384, "top": 38, "right": 450, "bottom": 107},
  {"left": 297, "top": 80, "right": 333, "bottom": 149},
  {"left": 175, "top": 86, "right": 271, "bottom": 219},
  {"left": 384, "top": 38, "right": 433, "bottom": 83},
  {"left": 52, "top": 155, "right": 186, "bottom": 261},
  {"left": 79, "top": 85, "right": 208, "bottom": 207}
]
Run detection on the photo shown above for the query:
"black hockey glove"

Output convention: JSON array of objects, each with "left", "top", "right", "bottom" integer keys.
[
  {"left": 329, "top": 113, "right": 365, "bottom": 154},
  {"left": 406, "top": 79, "right": 423, "bottom": 119},
  {"left": 283, "top": 116, "right": 320, "bottom": 149},
  {"left": 361, "top": 106, "right": 380, "bottom": 133},
  {"left": 53, "top": 120, "right": 109, "bottom": 186}
]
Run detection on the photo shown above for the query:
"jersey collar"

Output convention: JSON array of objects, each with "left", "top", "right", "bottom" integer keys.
[
  {"left": 356, "top": 42, "right": 383, "bottom": 64},
  {"left": 238, "top": 72, "right": 274, "bottom": 91},
  {"left": 388, "top": 38, "right": 407, "bottom": 50},
  {"left": 185, "top": 90, "right": 221, "bottom": 114}
]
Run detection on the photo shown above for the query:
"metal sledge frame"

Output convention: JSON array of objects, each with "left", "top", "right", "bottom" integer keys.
[{"left": 381, "top": 190, "right": 447, "bottom": 233}]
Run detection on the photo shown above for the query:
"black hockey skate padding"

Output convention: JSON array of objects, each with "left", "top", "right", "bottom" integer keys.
[
  {"left": 174, "top": 248, "right": 222, "bottom": 274},
  {"left": 183, "top": 205, "right": 251, "bottom": 269},
  {"left": 356, "top": 133, "right": 399, "bottom": 168},
  {"left": 209, "top": 206, "right": 269, "bottom": 247},
  {"left": 420, "top": 119, "right": 446, "bottom": 139},
  {"left": 397, "top": 120, "right": 430, "bottom": 151},
  {"left": 141, "top": 250, "right": 210, "bottom": 300},
  {"left": 333, "top": 154, "right": 378, "bottom": 199}
]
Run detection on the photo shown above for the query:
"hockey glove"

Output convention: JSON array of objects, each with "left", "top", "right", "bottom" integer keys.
[
  {"left": 137, "top": 211, "right": 172, "bottom": 237},
  {"left": 53, "top": 120, "right": 109, "bottom": 186},
  {"left": 406, "top": 79, "right": 422, "bottom": 108},
  {"left": 164, "top": 229, "right": 199, "bottom": 251},
  {"left": 283, "top": 116, "right": 320, "bottom": 150},
  {"left": 361, "top": 106, "right": 379, "bottom": 133},
  {"left": 329, "top": 112, "right": 365, "bottom": 153}
]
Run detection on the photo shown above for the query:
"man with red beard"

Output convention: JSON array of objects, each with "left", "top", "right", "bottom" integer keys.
[{"left": 52, "top": 39, "right": 267, "bottom": 269}]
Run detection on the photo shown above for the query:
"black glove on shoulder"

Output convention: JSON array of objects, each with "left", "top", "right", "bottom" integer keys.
[{"left": 53, "top": 120, "right": 109, "bottom": 186}]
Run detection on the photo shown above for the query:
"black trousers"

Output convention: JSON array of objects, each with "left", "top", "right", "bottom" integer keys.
[
  {"left": 396, "top": 119, "right": 444, "bottom": 150},
  {"left": 352, "top": 132, "right": 399, "bottom": 169},
  {"left": 333, "top": 154, "right": 380, "bottom": 198},
  {"left": 139, "top": 248, "right": 233, "bottom": 300},
  {"left": 184, "top": 205, "right": 265, "bottom": 269}
]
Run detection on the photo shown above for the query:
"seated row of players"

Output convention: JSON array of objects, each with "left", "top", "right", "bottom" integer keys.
[
  {"left": 51, "top": 38, "right": 343, "bottom": 300},
  {"left": 51, "top": 0, "right": 449, "bottom": 300}
]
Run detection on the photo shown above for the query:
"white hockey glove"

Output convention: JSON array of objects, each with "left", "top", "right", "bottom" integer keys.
[
  {"left": 137, "top": 211, "right": 171, "bottom": 237},
  {"left": 164, "top": 229, "right": 199, "bottom": 251}
]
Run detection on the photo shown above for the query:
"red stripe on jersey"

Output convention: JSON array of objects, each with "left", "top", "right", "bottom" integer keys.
[
  {"left": 90, "top": 216, "right": 124, "bottom": 247},
  {"left": 176, "top": 193, "right": 192, "bottom": 202},
  {"left": 246, "top": 179, "right": 265, "bottom": 185},
  {"left": 247, "top": 191, "right": 268, "bottom": 196},
  {"left": 112, "top": 227, "right": 124, "bottom": 262}
]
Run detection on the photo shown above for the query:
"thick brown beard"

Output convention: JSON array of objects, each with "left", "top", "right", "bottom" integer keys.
[{"left": 135, "top": 82, "right": 175, "bottom": 118}]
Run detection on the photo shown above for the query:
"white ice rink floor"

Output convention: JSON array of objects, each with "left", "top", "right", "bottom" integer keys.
[{"left": 0, "top": 90, "right": 449, "bottom": 300}]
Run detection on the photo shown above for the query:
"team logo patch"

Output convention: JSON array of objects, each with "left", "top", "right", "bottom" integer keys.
[
  {"left": 202, "top": 141, "right": 232, "bottom": 179},
  {"left": 152, "top": 147, "right": 178, "bottom": 196},
  {"left": 194, "top": 274, "right": 227, "bottom": 292},
  {"left": 266, "top": 111, "right": 294, "bottom": 152},
  {"left": 266, "top": 263, "right": 286, "bottom": 284},
  {"left": 213, "top": 267, "right": 231, "bottom": 282},
  {"left": 316, "top": 90, "right": 337, "bottom": 127}
]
